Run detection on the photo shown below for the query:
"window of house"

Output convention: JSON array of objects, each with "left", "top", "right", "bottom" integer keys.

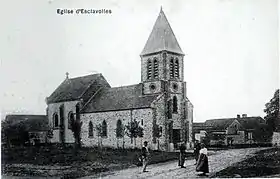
[
  {"left": 116, "top": 120, "right": 123, "bottom": 138},
  {"left": 88, "top": 121, "right": 93, "bottom": 138},
  {"left": 153, "top": 58, "right": 159, "bottom": 79},
  {"left": 102, "top": 120, "right": 107, "bottom": 137},
  {"left": 248, "top": 132, "right": 253, "bottom": 140},
  {"left": 173, "top": 96, "right": 178, "bottom": 113},
  {"left": 147, "top": 59, "right": 152, "bottom": 79},
  {"left": 175, "top": 58, "right": 179, "bottom": 78},
  {"left": 53, "top": 113, "right": 59, "bottom": 128},
  {"left": 170, "top": 58, "right": 174, "bottom": 78},
  {"left": 68, "top": 111, "right": 74, "bottom": 129}
]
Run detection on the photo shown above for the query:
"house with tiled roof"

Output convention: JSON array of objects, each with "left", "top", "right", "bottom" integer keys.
[
  {"left": 193, "top": 114, "right": 266, "bottom": 146},
  {"left": 2, "top": 115, "right": 49, "bottom": 145},
  {"left": 46, "top": 8, "right": 194, "bottom": 151}
]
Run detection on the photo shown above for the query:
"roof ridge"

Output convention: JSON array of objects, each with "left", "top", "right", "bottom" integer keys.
[{"left": 69, "top": 73, "right": 102, "bottom": 80}]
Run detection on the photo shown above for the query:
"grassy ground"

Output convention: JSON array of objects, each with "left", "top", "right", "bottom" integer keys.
[
  {"left": 212, "top": 147, "right": 280, "bottom": 178},
  {"left": 2, "top": 145, "right": 193, "bottom": 178}
]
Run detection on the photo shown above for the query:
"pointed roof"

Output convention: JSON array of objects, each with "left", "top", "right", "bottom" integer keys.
[{"left": 141, "top": 8, "right": 184, "bottom": 56}]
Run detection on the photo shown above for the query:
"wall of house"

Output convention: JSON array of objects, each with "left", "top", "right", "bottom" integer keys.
[
  {"left": 272, "top": 132, "right": 280, "bottom": 146},
  {"left": 226, "top": 131, "right": 245, "bottom": 144},
  {"left": 47, "top": 101, "right": 78, "bottom": 143},
  {"left": 80, "top": 108, "right": 159, "bottom": 150}
]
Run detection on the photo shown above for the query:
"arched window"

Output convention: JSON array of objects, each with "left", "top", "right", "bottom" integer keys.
[
  {"left": 59, "top": 105, "right": 64, "bottom": 129},
  {"left": 88, "top": 121, "right": 93, "bottom": 138},
  {"left": 153, "top": 58, "right": 159, "bottom": 79},
  {"left": 68, "top": 111, "right": 75, "bottom": 129},
  {"left": 173, "top": 96, "right": 178, "bottom": 113},
  {"left": 53, "top": 113, "right": 59, "bottom": 128},
  {"left": 141, "top": 119, "right": 144, "bottom": 126},
  {"left": 102, "top": 120, "right": 107, "bottom": 137},
  {"left": 175, "top": 58, "right": 179, "bottom": 78},
  {"left": 116, "top": 120, "right": 123, "bottom": 138},
  {"left": 170, "top": 58, "right": 174, "bottom": 78},
  {"left": 147, "top": 59, "right": 152, "bottom": 79}
]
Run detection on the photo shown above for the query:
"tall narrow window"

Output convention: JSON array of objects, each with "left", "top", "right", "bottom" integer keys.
[
  {"left": 102, "top": 120, "right": 107, "bottom": 137},
  {"left": 153, "top": 58, "right": 159, "bottom": 79},
  {"left": 116, "top": 120, "right": 123, "bottom": 138},
  {"left": 76, "top": 104, "right": 80, "bottom": 121},
  {"left": 53, "top": 113, "right": 59, "bottom": 128},
  {"left": 88, "top": 121, "right": 93, "bottom": 138},
  {"left": 173, "top": 96, "right": 178, "bottom": 113},
  {"left": 68, "top": 112, "right": 74, "bottom": 129},
  {"left": 175, "top": 58, "right": 179, "bottom": 78},
  {"left": 59, "top": 105, "right": 64, "bottom": 129},
  {"left": 147, "top": 59, "right": 152, "bottom": 79},
  {"left": 167, "top": 100, "right": 172, "bottom": 119},
  {"left": 170, "top": 58, "right": 174, "bottom": 78}
]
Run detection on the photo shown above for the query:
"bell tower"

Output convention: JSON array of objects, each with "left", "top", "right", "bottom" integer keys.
[{"left": 140, "top": 8, "right": 185, "bottom": 96}]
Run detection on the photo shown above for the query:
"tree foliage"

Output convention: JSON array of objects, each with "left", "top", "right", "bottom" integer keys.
[
  {"left": 125, "top": 120, "right": 144, "bottom": 139},
  {"left": 70, "top": 118, "right": 83, "bottom": 148},
  {"left": 253, "top": 123, "right": 272, "bottom": 143},
  {"left": 264, "top": 89, "right": 279, "bottom": 132}
]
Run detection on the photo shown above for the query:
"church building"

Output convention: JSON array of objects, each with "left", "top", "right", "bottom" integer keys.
[{"left": 46, "top": 8, "right": 194, "bottom": 151}]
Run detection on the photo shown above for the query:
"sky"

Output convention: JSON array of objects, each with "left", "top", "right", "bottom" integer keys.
[{"left": 0, "top": 0, "right": 279, "bottom": 122}]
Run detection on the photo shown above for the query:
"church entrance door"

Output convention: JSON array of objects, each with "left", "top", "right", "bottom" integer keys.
[{"left": 173, "top": 129, "right": 181, "bottom": 149}]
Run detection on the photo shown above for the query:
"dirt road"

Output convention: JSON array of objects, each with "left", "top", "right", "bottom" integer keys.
[{"left": 82, "top": 148, "right": 265, "bottom": 179}]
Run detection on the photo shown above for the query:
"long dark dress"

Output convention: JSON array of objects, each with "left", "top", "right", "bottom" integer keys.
[
  {"left": 196, "top": 153, "right": 209, "bottom": 173},
  {"left": 178, "top": 145, "right": 186, "bottom": 167},
  {"left": 194, "top": 143, "right": 201, "bottom": 162}
]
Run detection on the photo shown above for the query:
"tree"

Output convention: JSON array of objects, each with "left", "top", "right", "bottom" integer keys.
[
  {"left": 96, "top": 124, "right": 103, "bottom": 148},
  {"left": 125, "top": 120, "right": 144, "bottom": 148},
  {"left": 264, "top": 89, "right": 279, "bottom": 132},
  {"left": 253, "top": 123, "right": 272, "bottom": 143},
  {"left": 70, "top": 118, "right": 83, "bottom": 149}
]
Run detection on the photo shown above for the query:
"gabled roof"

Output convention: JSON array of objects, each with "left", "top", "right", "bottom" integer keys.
[
  {"left": 140, "top": 8, "right": 184, "bottom": 56},
  {"left": 47, "top": 74, "right": 110, "bottom": 104},
  {"left": 3, "top": 115, "right": 49, "bottom": 132},
  {"left": 205, "top": 117, "right": 265, "bottom": 131},
  {"left": 81, "top": 84, "right": 159, "bottom": 113}
]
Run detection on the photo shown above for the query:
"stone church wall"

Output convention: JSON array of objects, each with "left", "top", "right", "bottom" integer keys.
[
  {"left": 80, "top": 108, "right": 155, "bottom": 149},
  {"left": 47, "top": 101, "right": 78, "bottom": 143}
]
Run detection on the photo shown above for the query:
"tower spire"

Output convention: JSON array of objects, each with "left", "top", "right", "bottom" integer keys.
[{"left": 140, "top": 7, "right": 184, "bottom": 56}]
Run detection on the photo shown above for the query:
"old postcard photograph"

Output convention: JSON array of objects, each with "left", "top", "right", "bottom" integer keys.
[{"left": 0, "top": 0, "right": 279, "bottom": 178}]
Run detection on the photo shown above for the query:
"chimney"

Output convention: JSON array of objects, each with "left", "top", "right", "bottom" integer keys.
[
  {"left": 242, "top": 114, "right": 247, "bottom": 118},
  {"left": 237, "top": 114, "right": 240, "bottom": 118}
]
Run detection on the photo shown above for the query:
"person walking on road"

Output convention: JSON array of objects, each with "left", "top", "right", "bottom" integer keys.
[
  {"left": 141, "top": 141, "right": 150, "bottom": 172},
  {"left": 178, "top": 143, "right": 187, "bottom": 168},
  {"left": 196, "top": 143, "right": 209, "bottom": 176}
]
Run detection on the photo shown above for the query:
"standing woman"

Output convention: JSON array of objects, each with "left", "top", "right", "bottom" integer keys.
[
  {"left": 196, "top": 143, "right": 209, "bottom": 176},
  {"left": 194, "top": 140, "right": 201, "bottom": 165}
]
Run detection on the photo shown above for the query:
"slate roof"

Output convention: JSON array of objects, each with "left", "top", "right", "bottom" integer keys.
[
  {"left": 205, "top": 117, "right": 265, "bottom": 131},
  {"left": 3, "top": 115, "right": 49, "bottom": 132},
  {"left": 140, "top": 8, "right": 184, "bottom": 56},
  {"left": 81, "top": 84, "right": 159, "bottom": 113},
  {"left": 47, "top": 74, "right": 110, "bottom": 104}
]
